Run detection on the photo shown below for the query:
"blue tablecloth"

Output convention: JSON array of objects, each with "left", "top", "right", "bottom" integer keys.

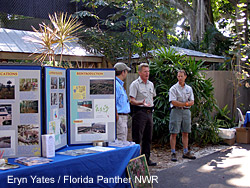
[
  {"left": 243, "top": 111, "right": 250, "bottom": 127},
  {"left": 0, "top": 144, "right": 140, "bottom": 188}
]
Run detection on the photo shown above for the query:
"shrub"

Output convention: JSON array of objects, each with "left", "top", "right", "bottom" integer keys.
[{"left": 149, "top": 47, "right": 223, "bottom": 145}]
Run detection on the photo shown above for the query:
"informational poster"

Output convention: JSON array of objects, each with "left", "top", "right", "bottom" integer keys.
[
  {"left": 0, "top": 66, "right": 42, "bottom": 157},
  {"left": 44, "top": 67, "right": 67, "bottom": 150},
  {"left": 67, "top": 69, "right": 116, "bottom": 144}
]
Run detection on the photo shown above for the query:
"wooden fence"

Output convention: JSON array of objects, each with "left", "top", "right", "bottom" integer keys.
[{"left": 124, "top": 71, "right": 250, "bottom": 119}]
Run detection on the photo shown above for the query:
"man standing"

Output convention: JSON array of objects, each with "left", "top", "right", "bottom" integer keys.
[
  {"left": 114, "top": 62, "right": 131, "bottom": 141},
  {"left": 129, "top": 63, "right": 157, "bottom": 166},
  {"left": 169, "top": 70, "right": 196, "bottom": 162}
]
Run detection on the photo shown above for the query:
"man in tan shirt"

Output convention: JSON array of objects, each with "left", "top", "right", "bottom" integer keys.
[{"left": 129, "top": 63, "right": 157, "bottom": 166}]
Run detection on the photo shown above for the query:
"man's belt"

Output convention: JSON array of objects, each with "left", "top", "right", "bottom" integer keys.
[
  {"left": 118, "top": 113, "right": 129, "bottom": 115},
  {"left": 172, "top": 106, "right": 190, "bottom": 110},
  {"left": 132, "top": 106, "right": 154, "bottom": 113}
]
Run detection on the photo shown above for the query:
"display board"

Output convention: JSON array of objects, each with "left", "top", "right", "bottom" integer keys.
[
  {"left": 44, "top": 67, "right": 67, "bottom": 150},
  {"left": 0, "top": 66, "right": 42, "bottom": 157},
  {"left": 67, "top": 69, "right": 116, "bottom": 145}
]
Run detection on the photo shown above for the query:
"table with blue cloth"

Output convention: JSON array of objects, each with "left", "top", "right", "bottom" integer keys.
[
  {"left": 0, "top": 144, "right": 140, "bottom": 188},
  {"left": 243, "top": 111, "right": 250, "bottom": 127}
]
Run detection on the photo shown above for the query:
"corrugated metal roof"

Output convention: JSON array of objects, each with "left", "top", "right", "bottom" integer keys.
[
  {"left": 149, "top": 46, "right": 224, "bottom": 60},
  {"left": 120, "top": 46, "right": 224, "bottom": 62},
  {"left": 0, "top": 28, "right": 103, "bottom": 57}
]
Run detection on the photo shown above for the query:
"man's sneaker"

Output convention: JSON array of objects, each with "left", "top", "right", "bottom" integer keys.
[
  {"left": 147, "top": 160, "right": 157, "bottom": 166},
  {"left": 182, "top": 151, "right": 196, "bottom": 159},
  {"left": 171, "top": 153, "right": 177, "bottom": 162}
]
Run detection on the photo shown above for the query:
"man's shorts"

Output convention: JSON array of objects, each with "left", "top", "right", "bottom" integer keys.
[{"left": 169, "top": 108, "right": 191, "bottom": 134}]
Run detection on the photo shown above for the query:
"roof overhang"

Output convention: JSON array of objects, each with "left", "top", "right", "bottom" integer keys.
[
  {"left": 118, "top": 46, "right": 225, "bottom": 63},
  {"left": 0, "top": 51, "right": 103, "bottom": 63},
  {"left": 0, "top": 28, "right": 104, "bottom": 62}
]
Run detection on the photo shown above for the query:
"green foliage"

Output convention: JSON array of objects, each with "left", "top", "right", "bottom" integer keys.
[
  {"left": 25, "top": 12, "right": 82, "bottom": 66},
  {"left": 190, "top": 120, "right": 222, "bottom": 146},
  {"left": 149, "top": 47, "right": 222, "bottom": 145},
  {"left": 214, "top": 105, "right": 236, "bottom": 128},
  {"left": 201, "top": 24, "right": 231, "bottom": 56},
  {"left": 72, "top": 0, "right": 180, "bottom": 61}
]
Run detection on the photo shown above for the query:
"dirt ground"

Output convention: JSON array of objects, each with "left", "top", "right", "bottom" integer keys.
[
  {"left": 127, "top": 118, "right": 229, "bottom": 175},
  {"left": 148, "top": 144, "right": 229, "bottom": 175}
]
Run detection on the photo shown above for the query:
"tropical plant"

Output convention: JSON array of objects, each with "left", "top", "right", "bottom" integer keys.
[
  {"left": 190, "top": 120, "right": 222, "bottom": 146},
  {"left": 214, "top": 105, "right": 236, "bottom": 128},
  {"left": 149, "top": 47, "right": 223, "bottom": 145},
  {"left": 214, "top": 0, "right": 250, "bottom": 118},
  {"left": 72, "top": 0, "right": 179, "bottom": 63},
  {"left": 49, "top": 12, "right": 83, "bottom": 64},
  {"left": 28, "top": 23, "right": 57, "bottom": 64},
  {"left": 24, "top": 12, "right": 82, "bottom": 66}
]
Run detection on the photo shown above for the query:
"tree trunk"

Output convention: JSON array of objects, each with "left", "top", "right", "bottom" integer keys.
[
  {"left": 244, "top": 4, "right": 249, "bottom": 44},
  {"left": 166, "top": 0, "right": 214, "bottom": 42}
]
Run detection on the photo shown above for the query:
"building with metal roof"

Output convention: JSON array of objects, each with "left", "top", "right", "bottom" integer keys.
[
  {"left": 0, "top": 28, "right": 104, "bottom": 67},
  {"left": 118, "top": 46, "right": 225, "bottom": 72}
]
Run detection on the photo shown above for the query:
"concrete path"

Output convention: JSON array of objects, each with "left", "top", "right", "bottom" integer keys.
[{"left": 153, "top": 144, "right": 250, "bottom": 188}]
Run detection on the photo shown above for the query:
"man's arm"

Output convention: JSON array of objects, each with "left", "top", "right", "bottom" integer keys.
[
  {"left": 115, "top": 108, "right": 119, "bottom": 122},
  {"left": 171, "top": 100, "right": 194, "bottom": 107},
  {"left": 130, "top": 97, "right": 150, "bottom": 107}
]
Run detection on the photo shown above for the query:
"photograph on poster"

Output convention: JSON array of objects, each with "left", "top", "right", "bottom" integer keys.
[
  {"left": 0, "top": 78, "right": 15, "bottom": 99},
  {"left": 59, "top": 77, "right": 65, "bottom": 89},
  {"left": 19, "top": 78, "right": 38, "bottom": 92},
  {"left": 51, "top": 77, "right": 58, "bottom": 89},
  {"left": 0, "top": 136, "right": 11, "bottom": 148},
  {"left": 77, "top": 101, "right": 92, "bottom": 112},
  {"left": 77, "top": 122, "right": 106, "bottom": 134},
  {"left": 90, "top": 79, "right": 114, "bottom": 95},
  {"left": 60, "top": 116, "right": 66, "bottom": 134},
  {"left": 78, "top": 127, "right": 92, "bottom": 134},
  {"left": 20, "top": 100, "right": 38, "bottom": 113},
  {"left": 18, "top": 124, "right": 39, "bottom": 145},
  {"left": 0, "top": 130, "right": 15, "bottom": 155},
  {"left": 51, "top": 93, "right": 58, "bottom": 105},
  {"left": 0, "top": 104, "right": 12, "bottom": 126},
  {"left": 92, "top": 123, "right": 106, "bottom": 133},
  {"left": 59, "top": 93, "right": 64, "bottom": 108}
]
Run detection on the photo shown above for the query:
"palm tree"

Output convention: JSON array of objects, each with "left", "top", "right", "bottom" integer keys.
[
  {"left": 25, "top": 12, "right": 82, "bottom": 66},
  {"left": 49, "top": 12, "right": 83, "bottom": 65},
  {"left": 29, "top": 23, "right": 57, "bottom": 65}
]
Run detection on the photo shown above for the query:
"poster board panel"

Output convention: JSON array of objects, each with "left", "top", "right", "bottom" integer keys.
[
  {"left": 44, "top": 67, "right": 67, "bottom": 150},
  {"left": 0, "top": 66, "right": 42, "bottom": 157},
  {"left": 67, "top": 69, "right": 116, "bottom": 145}
]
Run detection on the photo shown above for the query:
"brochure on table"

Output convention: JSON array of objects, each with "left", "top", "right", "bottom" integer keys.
[
  {"left": 44, "top": 67, "right": 67, "bottom": 150},
  {"left": 0, "top": 66, "right": 42, "bottom": 157},
  {"left": 67, "top": 68, "right": 116, "bottom": 145}
]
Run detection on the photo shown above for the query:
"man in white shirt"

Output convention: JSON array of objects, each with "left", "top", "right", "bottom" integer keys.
[
  {"left": 129, "top": 63, "right": 157, "bottom": 166},
  {"left": 169, "top": 70, "right": 196, "bottom": 162}
]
